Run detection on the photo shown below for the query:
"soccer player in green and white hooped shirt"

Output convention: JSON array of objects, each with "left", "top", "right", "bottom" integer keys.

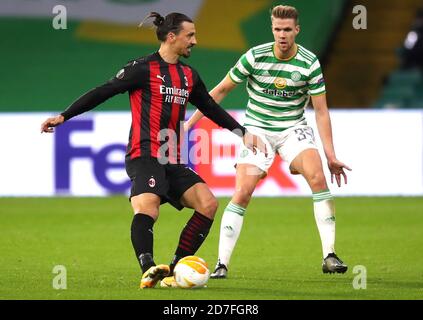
[{"left": 185, "top": 5, "right": 352, "bottom": 278}]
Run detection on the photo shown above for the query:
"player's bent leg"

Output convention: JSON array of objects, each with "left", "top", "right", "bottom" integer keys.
[
  {"left": 130, "top": 193, "right": 161, "bottom": 219},
  {"left": 167, "top": 183, "right": 217, "bottom": 275},
  {"left": 289, "top": 149, "right": 347, "bottom": 273},
  {"left": 289, "top": 148, "right": 327, "bottom": 192},
  {"left": 180, "top": 182, "right": 218, "bottom": 219},
  {"left": 212, "top": 164, "right": 264, "bottom": 279},
  {"left": 232, "top": 164, "right": 266, "bottom": 207}
]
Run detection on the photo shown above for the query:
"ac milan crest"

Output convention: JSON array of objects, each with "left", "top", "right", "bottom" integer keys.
[{"left": 148, "top": 177, "right": 156, "bottom": 188}]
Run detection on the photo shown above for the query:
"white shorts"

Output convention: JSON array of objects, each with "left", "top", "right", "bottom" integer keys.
[{"left": 236, "top": 125, "right": 318, "bottom": 173}]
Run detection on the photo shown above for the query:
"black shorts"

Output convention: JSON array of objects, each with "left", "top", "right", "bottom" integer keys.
[{"left": 125, "top": 157, "right": 205, "bottom": 210}]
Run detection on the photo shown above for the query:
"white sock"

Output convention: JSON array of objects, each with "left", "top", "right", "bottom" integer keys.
[
  {"left": 217, "top": 202, "right": 246, "bottom": 267},
  {"left": 313, "top": 190, "right": 336, "bottom": 259}
]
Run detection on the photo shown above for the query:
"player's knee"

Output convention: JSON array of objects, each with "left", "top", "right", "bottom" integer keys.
[
  {"left": 198, "top": 196, "right": 219, "bottom": 219},
  {"left": 131, "top": 196, "right": 160, "bottom": 219},
  {"left": 233, "top": 186, "right": 254, "bottom": 207},
  {"left": 308, "top": 172, "right": 327, "bottom": 191},
  {"left": 207, "top": 197, "right": 219, "bottom": 216}
]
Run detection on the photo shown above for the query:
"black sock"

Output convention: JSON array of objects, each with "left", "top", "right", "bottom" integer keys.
[
  {"left": 169, "top": 211, "right": 213, "bottom": 274},
  {"left": 131, "top": 213, "right": 155, "bottom": 273}
]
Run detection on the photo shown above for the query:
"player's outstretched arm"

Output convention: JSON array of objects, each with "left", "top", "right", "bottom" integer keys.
[
  {"left": 40, "top": 62, "right": 145, "bottom": 134},
  {"left": 184, "top": 75, "right": 237, "bottom": 131},
  {"left": 311, "top": 93, "right": 351, "bottom": 187},
  {"left": 40, "top": 82, "right": 126, "bottom": 133},
  {"left": 39, "top": 84, "right": 113, "bottom": 134}
]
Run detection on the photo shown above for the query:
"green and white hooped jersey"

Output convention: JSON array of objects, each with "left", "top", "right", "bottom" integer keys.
[{"left": 228, "top": 42, "right": 326, "bottom": 131}]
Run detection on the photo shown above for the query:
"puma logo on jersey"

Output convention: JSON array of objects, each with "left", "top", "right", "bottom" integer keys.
[
  {"left": 116, "top": 69, "right": 125, "bottom": 79},
  {"left": 157, "top": 74, "right": 166, "bottom": 82}
]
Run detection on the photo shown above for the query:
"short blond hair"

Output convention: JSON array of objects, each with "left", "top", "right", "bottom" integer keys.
[{"left": 271, "top": 5, "right": 299, "bottom": 25}]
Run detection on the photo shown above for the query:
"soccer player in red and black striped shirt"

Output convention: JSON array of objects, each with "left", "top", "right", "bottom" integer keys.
[{"left": 41, "top": 12, "right": 266, "bottom": 288}]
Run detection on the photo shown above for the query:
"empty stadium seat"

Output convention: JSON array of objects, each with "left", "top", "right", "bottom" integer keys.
[{"left": 388, "top": 68, "right": 422, "bottom": 86}]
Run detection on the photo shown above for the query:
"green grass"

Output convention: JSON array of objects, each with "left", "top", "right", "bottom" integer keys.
[{"left": 1, "top": 197, "right": 422, "bottom": 300}]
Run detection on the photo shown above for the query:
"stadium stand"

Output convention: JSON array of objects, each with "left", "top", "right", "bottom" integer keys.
[
  {"left": 375, "top": 5, "right": 423, "bottom": 109},
  {"left": 1, "top": 0, "right": 344, "bottom": 112},
  {"left": 324, "top": 0, "right": 422, "bottom": 108}
]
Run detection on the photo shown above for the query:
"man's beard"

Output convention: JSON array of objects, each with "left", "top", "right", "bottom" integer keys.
[{"left": 182, "top": 46, "right": 193, "bottom": 58}]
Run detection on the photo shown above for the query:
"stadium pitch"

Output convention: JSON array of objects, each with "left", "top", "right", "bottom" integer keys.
[{"left": 1, "top": 197, "right": 422, "bottom": 300}]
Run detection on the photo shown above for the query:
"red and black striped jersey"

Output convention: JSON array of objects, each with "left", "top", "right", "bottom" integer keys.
[
  {"left": 61, "top": 51, "right": 245, "bottom": 164},
  {"left": 123, "top": 52, "right": 200, "bottom": 163}
]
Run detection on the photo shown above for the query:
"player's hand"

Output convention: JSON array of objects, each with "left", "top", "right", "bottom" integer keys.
[
  {"left": 40, "top": 115, "right": 65, "bottom": 133},
  {"left": 328, "top": 158, "right": 351, "bottom": 187},
  {"left": 242, "top": 130, "right": 268, "bottom": 157}
]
